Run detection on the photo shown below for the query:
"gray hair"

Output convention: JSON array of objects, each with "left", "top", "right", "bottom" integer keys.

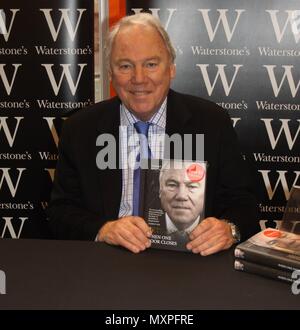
[
  {"left": 159, "top": 160, "right": 205, "bottom": 197},
  {"left": 159, "top": 160, "right": 187, "bottom": 188},
  {"left": 105, "top": 13, "right": 176, "bottom": 71}
]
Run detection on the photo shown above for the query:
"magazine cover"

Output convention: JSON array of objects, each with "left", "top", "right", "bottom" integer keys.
[
  {"left": 234, "top": 228, "right": 300, "bottom": 271},
  {"left": 140, "top": 159, "right": 207, "bottom": 252}
]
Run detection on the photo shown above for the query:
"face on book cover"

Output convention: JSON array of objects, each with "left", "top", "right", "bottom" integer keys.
[
  {"left": 110, "top": 24, "right": 176, "bottom": 121},
  {"left": 159, "top": 167, "right": 205, "bottom": 231},
  {"left": 272, "top": 235, "right": 300, "bottom": 251}
]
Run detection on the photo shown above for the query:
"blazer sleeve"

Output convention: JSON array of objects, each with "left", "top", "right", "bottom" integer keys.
[
  {"left": 47, "top": 120, "right": 102, "bottom": 240},
  {"left": 213, "top": 112, "right": 260, "bottom": 241}
]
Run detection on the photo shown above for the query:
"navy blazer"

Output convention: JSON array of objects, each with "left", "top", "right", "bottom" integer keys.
[{"left": 48, "top": 89, "right": 259, "bottom": 241}]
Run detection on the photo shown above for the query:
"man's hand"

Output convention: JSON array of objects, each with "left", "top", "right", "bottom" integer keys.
[
  {"left": 187, "top": 217, "right": 234, "bottom": 256},
  {"left": 97, "top": 216, "right": 152, "bottom": 253}
]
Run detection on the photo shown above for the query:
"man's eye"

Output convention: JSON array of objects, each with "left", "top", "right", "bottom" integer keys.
[
  {"left": 119, "top": 64, "right": 132, "bottom": 71},
  {"left": 188, "top": 184, "right": 199, "bottom": 191},
  {"left": 166, "top": 183, "right": 177, "bottom": 189},
  {"left": 146, "top": 62, "right": 158, "bottom": 69}
]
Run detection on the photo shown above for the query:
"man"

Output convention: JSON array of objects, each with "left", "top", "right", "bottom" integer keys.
[
  {"left": 48, "top": 13, "right": 259, "bottom": 256},
  {"left": 159, "top": 160, "right": 205, "bottom": 236}
]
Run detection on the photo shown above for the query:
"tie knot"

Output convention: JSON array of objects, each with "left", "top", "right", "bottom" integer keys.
[{"left": 134, "top": 121, "right": 151, "bottom": 136}]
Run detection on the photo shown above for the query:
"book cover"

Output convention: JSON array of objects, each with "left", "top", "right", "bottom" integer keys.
[
  {"left": 234, "top": 228, "right": 300, "bottom": 271},
  {"left": 140, "top": 159, "right": 207, "bottom": 252},
  {"left": 234, "top": 259, "right": 295, "bottom": 284}
]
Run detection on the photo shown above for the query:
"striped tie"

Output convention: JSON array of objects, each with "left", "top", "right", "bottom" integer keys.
[{"left": 132, "top": 121, "right": 151, "bottom": 216}]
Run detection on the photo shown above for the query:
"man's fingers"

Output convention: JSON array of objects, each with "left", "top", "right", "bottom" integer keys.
[
  {"left": 124, "top": 217, "right": 152, "bottom": 247},
  {"left": 131, "top": 216, "right": 152, "bottom": 237},
  {"left": 98, "top": 217, "right": 152, "bottom": 253},
  {"left": 188, "top": 221, "right": 223, "bottom": 248},
  {"left": 119, "top": 226, "right": 151, "bottom": 251},
  {"left": 187, "top": 232, "right": 220, "bottom": 252},
  {"left": 187, "top": 219, "right": 234, "bottom": 255},
  {"left": 198, "top": 240, "right": 227, "bottom": 256},
  {"left": 189, "top": 217, "right": 214, "bottom": 239},
  {"left": 116, "top": 234, "right": 146, "bottom": 253}
]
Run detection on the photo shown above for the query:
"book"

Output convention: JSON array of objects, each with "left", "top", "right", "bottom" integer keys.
[
  {"left": 234, "top": 228, "right": 300, "bottom": 272},
  {"left": 234, "top": 259, "right": 295, "bottom": 284},
  {"left": 140, "top": 159, "right": 207, "bottom": 251}
]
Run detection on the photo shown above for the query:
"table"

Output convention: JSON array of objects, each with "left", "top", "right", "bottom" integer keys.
[{"left": 0, "top": 238, "right": 299, "bottom": 310}]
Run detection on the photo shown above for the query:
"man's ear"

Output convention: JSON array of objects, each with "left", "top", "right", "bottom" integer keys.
[{"left": 170, "top": 63, "right": 176, "bottom": 80}]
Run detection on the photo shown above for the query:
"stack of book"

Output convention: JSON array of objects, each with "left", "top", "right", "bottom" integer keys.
[{"left": 234, "top": 228, "right": 300, "bottom": 283}]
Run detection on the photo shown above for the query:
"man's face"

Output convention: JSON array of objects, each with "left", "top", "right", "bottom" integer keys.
[
  {"left": 110, "top": 24, "right": 176, "bottom": 121},
  {"left": 159, "top": 168, "right": 205, "bottom": 231}
]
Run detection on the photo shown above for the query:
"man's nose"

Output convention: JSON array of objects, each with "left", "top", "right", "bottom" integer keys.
[
  {"left": 175, "top": 185, "right": 189, "bottom": 200},
  {"left": 132, "top": 66, "right": 146, "bottom": 84}
]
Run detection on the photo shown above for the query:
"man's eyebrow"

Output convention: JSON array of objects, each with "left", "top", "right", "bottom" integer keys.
[
  {"left": 165, "top": 178, "right": 179, "bottom": 183},
  {"left": 115, "top": 58, "right": 132, "bottom": 63},
  {"left": 145, "top": 56, "right": 160, "bottom": 61},
  {"left": 115, "top": 56, "right": 161, "bottom": 63},
  {"left": 185, "top": 181, "right": 201, "bottom": 186}
]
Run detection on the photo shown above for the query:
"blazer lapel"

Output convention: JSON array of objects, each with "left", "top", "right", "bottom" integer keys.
[
  {"left": 165, "top": 89, "right": 191, "bottom": 136},
  {"left": 165, "top": 90, "right": 194, "bottom": 160}
]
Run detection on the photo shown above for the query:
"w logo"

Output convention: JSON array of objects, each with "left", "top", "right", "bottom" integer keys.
[
  {"left": 0, "top": 64, "right": 22, "bottom": 95},
  {"left": 261, "top": 118, "right": 300, "bottom": 150},
  {"left": 42, "top": 64, "right": 87, "bottom": 96},
  {"left": 0, "top": 9, "right": 19, "bottom": 42},
  {"left": 45, "top": 168, "right": 55, "bottom": 183},
  {"left": 43, "top": 117, "right": 66, "bottom": 147},
  {"left": 196, "top": 64, "right": 242, "bottom": 96},
  {"left": 264, "top": 65, "right": 300, "bottom": 98},
  {"left": 291, "top": 11, "right": 300, "bottom": 41},
  {"left": 40, "top": 8, "right": 86, "bottom": 42},
  {"left": 266, "top": 10, "right": 300, "bottom": 43},
  {"left": 0, "top": 116, "right": 24, "bottom": 147},
  {"left": 1, "top": 217, "right": 28, "bottom": 239},
  {"left": 0, "top": 168, "right": 26, "bottom": 198},
  {"left": 259, "top": 170, "right": 300, "bottom": 200},
  {"left": 131, "top": 8, "right": 177, "bottom": 31},
  {"left": 198, "top": 9, "right": 245, "bottom": 42}
]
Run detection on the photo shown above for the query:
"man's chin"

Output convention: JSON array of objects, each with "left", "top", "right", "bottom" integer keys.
[
  {"left": 170, "top": 214, "right": 194, "bottom": 225},
  {"left": 128, "top": 104, "right": 156, "bottom": 120}
]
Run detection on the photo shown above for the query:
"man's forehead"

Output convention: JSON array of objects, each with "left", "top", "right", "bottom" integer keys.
[
  {"left": 163, "top": 168, "right": 203, "bottom": 184},
  {"left": 115, "top": 24, "right": 160, "bottom": 45},
  {"left": 164, "top": 169, "right": 189, "bottom": 180}
]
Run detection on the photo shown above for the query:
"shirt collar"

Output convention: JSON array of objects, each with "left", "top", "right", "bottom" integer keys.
[
  {"left": 120, "top": 97, "right": 167, "bottom": 129},
  {"left": 166, "top": 213, "right": 200, "bottom": 235}
]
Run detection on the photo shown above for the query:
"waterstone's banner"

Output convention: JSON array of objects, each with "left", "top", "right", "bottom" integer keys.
[
  {"left": 126, "top": 0, "right": 300, "bottom": 230},
  {"left": 0, "top": 0, "right": 94, "bottom": 238}
]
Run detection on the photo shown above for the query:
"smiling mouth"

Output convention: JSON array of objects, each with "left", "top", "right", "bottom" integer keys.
[{"left": 130, "top": 91, "right": 151, "bottom": 96}]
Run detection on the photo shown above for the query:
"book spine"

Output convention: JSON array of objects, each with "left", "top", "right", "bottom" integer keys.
[
  {"left": 234, "top": 259, "right": 294, "bottom": 284},
  {"left": 139, "top": 166, "right": 147, "bottom": 218},
  {"left": 234, "top": 246, "right": 300, "bottom": 272}
]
